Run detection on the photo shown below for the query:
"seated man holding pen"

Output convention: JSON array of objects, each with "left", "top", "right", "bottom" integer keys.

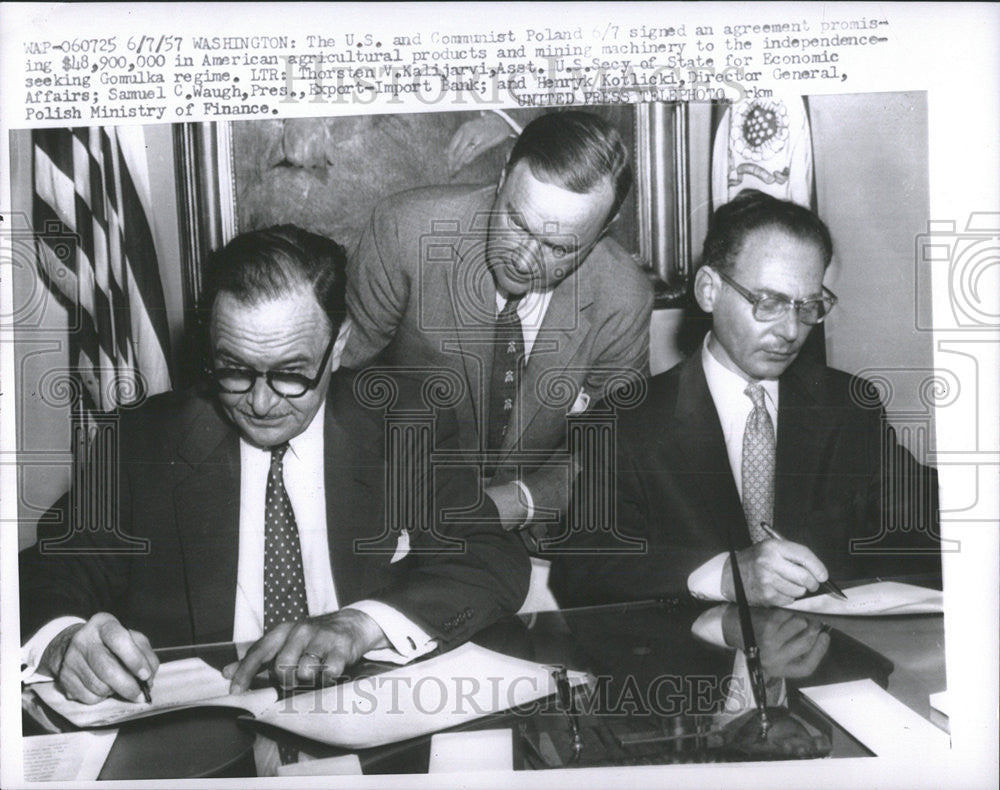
[
  {"left": 20, "top": 226, "right": 529, "bottom": 704},
  {"left": 551, "top": 190, "right": 942, "bottom": 608}
]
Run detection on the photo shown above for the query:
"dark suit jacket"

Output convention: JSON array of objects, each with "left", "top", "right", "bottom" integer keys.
[
  {"left": 20, "top": 373, "right": 529, "bottom": 649},
  {"left": 341, "top": 185, "right": 653, "bottom": 526},
  {"left": 550, "top": 354, "right": 942, "bottom": 607}
]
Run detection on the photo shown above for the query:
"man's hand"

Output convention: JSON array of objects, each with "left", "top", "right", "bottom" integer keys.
[
  {"left": 722, "top": 539, "right": 829, "bottom": 607},
  {"left": 40, "top": 613, "right": 158, "bottom": 704},
  {"left": 446, "top": 114, "right": 512, "bottom": 174},
  {"left": 722, "top": 606, "right": 831, "bottom": 679},
  {"left": 223, "top": 609, "right": 389, "bottom": 694}
]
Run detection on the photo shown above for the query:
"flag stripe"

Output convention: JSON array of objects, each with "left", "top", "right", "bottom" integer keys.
[{"left": 32, "top": 126, "right": 173, "bottom": 411}]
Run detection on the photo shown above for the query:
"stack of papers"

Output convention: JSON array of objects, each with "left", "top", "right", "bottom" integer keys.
[{"left": 29, "top": 644, "right": 586, "bottom": 751}]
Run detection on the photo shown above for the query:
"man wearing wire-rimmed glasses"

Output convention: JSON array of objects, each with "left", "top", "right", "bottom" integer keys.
[{"left": 552, "top": 189, "right": 940, "bottom": 609}]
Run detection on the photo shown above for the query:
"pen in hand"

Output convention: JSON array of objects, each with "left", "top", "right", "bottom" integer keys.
[
  {"left": 758, "top": 522, "right": 848, "bottom": 600},
  {"left": 134, "top": 674, "right": 152, "bottom": 703}
]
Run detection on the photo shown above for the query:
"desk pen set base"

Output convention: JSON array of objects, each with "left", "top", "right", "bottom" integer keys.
[{"left": 518, "top": 707, "right": 831, "bottom": 769}]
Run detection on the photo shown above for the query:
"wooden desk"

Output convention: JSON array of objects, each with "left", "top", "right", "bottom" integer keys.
[{"left": 22, "top": 600, "right": 946, "bottom": 779}]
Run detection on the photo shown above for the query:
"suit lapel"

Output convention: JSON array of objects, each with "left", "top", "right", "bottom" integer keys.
[
  {"left": 173, "top": 399, "right": 241, "bottom": 644},
  {"left": 504, "top": 269, "right": 593, "bottom": 453},
  {"left": 673, "top": 355, "right": 751, "bottom": 548},
  {"left": 446, "top": 202, "right": 497, "bottom": 437},
  {"left": 323, "top": 382, "right": 383, "bottom": 604}
]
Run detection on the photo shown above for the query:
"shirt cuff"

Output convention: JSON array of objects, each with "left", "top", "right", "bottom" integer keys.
[
  {"left": 687, "top": 552, "right": 730, "bottom": 601},
  {"left": 690, "top": 605, "right": 728, "bottom": 648},
  {"left": 343, "top": 601, "right": 437, "bottom": 664},
  {"left": 21, "top": 616, "right": 87, "bottom": 683},
  {"left": 514, "top": 479, "right": 535, "bottom": 527}
]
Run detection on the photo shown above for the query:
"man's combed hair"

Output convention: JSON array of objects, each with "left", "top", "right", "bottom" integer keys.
[
  {"left": 701, "top": 189, "right": 834, "bottom": 273},
  {"left": 507, "top": 111, "right": 633, "bottom": 220},
  {"left": 200, "top": 225, "right": 348, "bottom": 334}
]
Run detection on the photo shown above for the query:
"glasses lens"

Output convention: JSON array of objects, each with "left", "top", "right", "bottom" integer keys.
[
  {"left": 796, "top": 298, "right": 835, "bottom": 325},
  {"left": 214, "top": 369, "right": 255, "bottom": 393},
  {"left": 269, "top": 374, "right": 310, "bottom": 398},
  {"left": 753, "top": 297, "right": 789, "bottom": 322}
]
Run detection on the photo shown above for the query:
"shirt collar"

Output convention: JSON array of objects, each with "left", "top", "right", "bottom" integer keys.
[
  {"left": 701, "top": 332, "right": 779, "bottom": 409},
  {"left": 285, "top": 401, "right": 325, "bottom": 461},
  {"left": 494, "top": 288, "right": 552, "bottom": 329},
  {"left": 240, "top": 400, "right": 326, "bottom": 460}
]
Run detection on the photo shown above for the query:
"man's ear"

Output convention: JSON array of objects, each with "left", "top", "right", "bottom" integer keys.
[
  {"left": 328, "top": 318, "right": 353, "bottom": 372},
  {"left": 693, "top": 266, "right": 719, "bottom": 314}
]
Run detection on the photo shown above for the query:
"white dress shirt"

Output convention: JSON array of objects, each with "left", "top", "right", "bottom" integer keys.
[
  {"left": 22, "top": 404, "right": 434, "bottom": 681},
  {"left": 687, "top": 333, "right": 779, "bottom": 600},
  {"left": 235, "top": 407, "right": 434, "bottom": 663}
]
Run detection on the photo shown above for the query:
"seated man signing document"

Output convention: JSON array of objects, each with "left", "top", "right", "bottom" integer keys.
[
  {"left": 20, "top": 226, "right": 528, "bottom": 703},
  {"left": 551, "top": 190, "right": 941, "bottom": 608}
]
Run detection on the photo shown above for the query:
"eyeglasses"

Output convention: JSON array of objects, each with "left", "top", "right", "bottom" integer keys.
[
  {"left": 715, "top": 269, "right": 838, "bottom": 326},
  {"left": 208, "top": 334, "right": 336, "bottom": 398}
]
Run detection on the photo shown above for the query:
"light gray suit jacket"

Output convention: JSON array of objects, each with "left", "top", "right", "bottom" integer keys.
[{"left": 342, "top": 184, "right": 653, "bottom": 537}]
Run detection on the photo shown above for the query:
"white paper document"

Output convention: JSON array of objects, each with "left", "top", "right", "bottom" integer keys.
[
  {"left": 31, "top": 657, "right": 278, "bottom": 728},
  {"left": 800, "top": 679, "right": 950, "bottom": 757},
  {"left": 783, "top": 581, "right": 943, "bottom": 616},
  {"left": 428, "top": 729, "right": 513, "bottom": 773},
  {"left": 253, "top": 643, "right": 587, "bottom": 750},
  {"left": 276, "top": 754, "right": 364, "bottom": 777},
  {"left": 22, "top": 731, "right": 118, "bottom": 782}
]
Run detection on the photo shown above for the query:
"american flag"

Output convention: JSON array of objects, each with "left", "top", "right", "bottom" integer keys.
[{"left": 32, "top": 126, "right": 172, "bottom": 411}]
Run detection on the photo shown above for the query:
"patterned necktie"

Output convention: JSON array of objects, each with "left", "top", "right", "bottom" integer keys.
[
  {"left": 263, "top": 443, "right": 308, "bottom": 632},
  {"left": 741, "top": 382, "right": 774, "bottom": 543},
  {"left": 486, "top": 297, "right": 524, "bottom": 456}
]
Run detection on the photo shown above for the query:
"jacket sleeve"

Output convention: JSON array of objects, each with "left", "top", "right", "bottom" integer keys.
[
  {"left": 527, "top": 275, "right": 654, "bottom": 536},
  {"left": 19, "top": 417, "right": 137, "bottom": 641},
  {"left": 364, "top": 400, "right": 531, "bottom": 647},
  {"left": 341, "top": 198, "right": 411, "bottom": 370}
]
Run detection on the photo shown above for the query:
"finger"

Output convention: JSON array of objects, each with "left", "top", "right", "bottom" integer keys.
[
  {"left": 295, "top": 642, "right": 336, "bottom": 687},
  {"left": 773, "top": 622, "right": 822, "bottom": 664},
  {"left": 772, "top": 613, "right": 811, "bottom": 646},
  {"left": 98, "top": 621, "right": 154, "bottom": 683},
  {"left": 62, "top": 648, "right": 117, "bottom": 700},
  {"left": 290, "top": 625, "right": 358, "bottom": 685},
  {"left": 57, "top": 666, "right": 109, "bottom": 705},
  {"left": 774, "top": 542, "right": 829, "bottom": 588},
  {"left": 272, "top": 623, "right": 321, "bottom": 688},
  {"left": 759, "top": 550, "right": 821, "bottom": 593},
  {"left": 229, "top": 626, "right": 290, "bottom": 693},
  {"left": 129, "top": 631, "right": 160, "bottom": 680},
  {"left": 85, "top": 643, "right": 148, "bottom": 701},
  {"left": 785, "top": 631, "right": 831, "bottom": 677}
]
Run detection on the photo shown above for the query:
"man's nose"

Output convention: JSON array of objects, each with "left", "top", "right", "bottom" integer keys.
[
  {"left": 773, "top": 306, "right": 802, "bottom": 342},
  {"left": 248, "top": 376, "right": 280, "bottom": 416},
  {"left": 509, "top": 237, "right": 541, "bottom": 273}
]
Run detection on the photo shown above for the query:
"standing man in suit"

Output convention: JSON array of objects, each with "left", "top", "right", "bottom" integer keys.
[
  {"left": 551, "top": 190, "right": 941, "bottom": 607},
  {"left": 342, "top": 111, "right": 654, "bottom": 545},
  {"left": 20, "top": 226, "right": 528, "bottom": 704}
]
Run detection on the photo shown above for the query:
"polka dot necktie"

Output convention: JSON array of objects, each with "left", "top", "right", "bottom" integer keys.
[
  {"left": 486, "top": 297, "right": 524, "bottom": 463},
  {"left": 741, "top": 383, "right": 774, "bottom": 543},
  {"left": 263, "top": 443, "right": 308, "bottom": 632}
]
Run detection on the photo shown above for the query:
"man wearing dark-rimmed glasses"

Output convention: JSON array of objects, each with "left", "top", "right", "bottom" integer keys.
[
  {"left": 20, "top": 225, "right": 528, "bottom": 708},
  {"left": 552, "top": 190, "right": 940, "bottom": 608}
]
